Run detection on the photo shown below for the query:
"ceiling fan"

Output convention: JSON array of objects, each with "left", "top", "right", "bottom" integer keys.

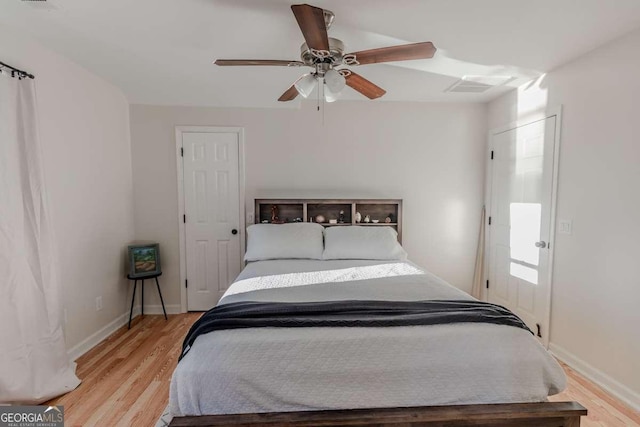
[{"left": 214, "top": 3, "right": 437, "bottom": 102}]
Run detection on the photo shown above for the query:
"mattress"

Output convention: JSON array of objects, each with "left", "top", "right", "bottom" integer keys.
[{"left": 169, "top": 259, "right": 566, "bottom": 416}]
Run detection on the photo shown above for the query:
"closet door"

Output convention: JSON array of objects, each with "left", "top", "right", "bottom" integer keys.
[{"left": 182, "top": 130, "right": 242, "bottom": 310}]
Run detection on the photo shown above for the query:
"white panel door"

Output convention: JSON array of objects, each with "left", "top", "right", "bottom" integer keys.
[
  {"left": 488, "top": 116, "right": 556, "bottom": 341},
  {"left": 183, "top": 131, "right": 241, "bottom": 311}
]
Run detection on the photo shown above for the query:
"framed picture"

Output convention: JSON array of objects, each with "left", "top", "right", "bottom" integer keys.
[{"left": 128, "top": 243, "right": 161, "bottom": 278}]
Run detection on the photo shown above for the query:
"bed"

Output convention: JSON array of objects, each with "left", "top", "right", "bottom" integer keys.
[{"left": 169, "top": 204, "right": 585, "bottom": 426}]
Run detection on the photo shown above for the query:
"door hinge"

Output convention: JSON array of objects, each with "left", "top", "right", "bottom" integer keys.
[
  {"left": 183, "top": 214, "right": 186, "bottom": 223},
  {"left": 490, "top": 150, "right": 494, "bottom": 160},
  {"left": 536, "top": 323, "right": 542, "bottom": 338},
  {"left": 180, "top": 147, "right": 184, "bottom": 157},
  {"left": 488, "top": 216, "right": 492, "bottom": 225},
  {"left": 486, "top": 280, "right": 489, "bottom": 289},
  {"left": 185, "top": 279, "right": 188, "bottom": 288}
]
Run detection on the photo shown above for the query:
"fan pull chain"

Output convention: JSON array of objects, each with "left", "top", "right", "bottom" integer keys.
[{"left": 322, "top": 82, "right": 325, "bottom": 126}]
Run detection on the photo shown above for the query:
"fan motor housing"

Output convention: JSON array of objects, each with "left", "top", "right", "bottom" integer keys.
[{"left": 300, "top": 38, "right": 345, "bottom": 66}]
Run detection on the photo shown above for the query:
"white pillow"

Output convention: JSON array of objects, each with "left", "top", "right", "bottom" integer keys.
[
  {"left": 245, "top": 223, "right": 324, "bottom": 261},
  {"left": 323, "top": 226, "right": 408, "bottom": 260}
]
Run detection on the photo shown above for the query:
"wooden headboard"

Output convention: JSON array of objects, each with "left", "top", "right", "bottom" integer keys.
[{"left": 254, "top": 199, "right": 403, "bottom": 243}]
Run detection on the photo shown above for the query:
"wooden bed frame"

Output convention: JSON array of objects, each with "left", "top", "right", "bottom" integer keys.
[
  {"left": 170, "top": 197, "right": 586, "bottom": 426},
  {"left": 169, "top": 402, "right": 587, "bottom": 426}
]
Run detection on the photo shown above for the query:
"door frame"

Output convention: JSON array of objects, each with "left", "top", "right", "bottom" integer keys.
[
  {"left": 483, "top": 106, "right": 562, "bottom": 348},
  {"left": 175, "top": 126, "right": 246, "bottom": 313}
]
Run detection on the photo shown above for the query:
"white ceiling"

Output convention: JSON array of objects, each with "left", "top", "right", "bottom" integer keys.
[{"left": 3, "top": 0, "right": 640, "bottom": 108}]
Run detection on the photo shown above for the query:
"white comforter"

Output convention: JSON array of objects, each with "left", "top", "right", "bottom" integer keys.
[{"left": 169, "top": 260, "right": 565, "bottom": 416}]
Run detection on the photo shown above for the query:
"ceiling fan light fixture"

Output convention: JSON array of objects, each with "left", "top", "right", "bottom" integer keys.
[
  {"left": 324, "top": 69, "right": 345, "bottom": 93},
  {"left": 324, "top": 86, "right": 340, "bottom": 103},
  {"left": 294, "top": 73, "right": 317, "bottom": 98},
  {"left": 214, "top": 4, "right": 437, "bottom": 103}
]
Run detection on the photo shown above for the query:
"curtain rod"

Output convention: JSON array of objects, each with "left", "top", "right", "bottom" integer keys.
[{"left": 0, "top": 61, "right": 35, "bottom": 79}]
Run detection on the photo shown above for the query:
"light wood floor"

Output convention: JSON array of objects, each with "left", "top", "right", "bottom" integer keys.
[{"left": 48, "top": 313, "right": 640, "bottom": 427}]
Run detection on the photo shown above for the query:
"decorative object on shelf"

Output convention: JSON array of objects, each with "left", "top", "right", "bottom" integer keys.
[
  {"left": 372, "top": 219, "right": 380, "bottom": 223},
  {"left": 262, "top": 220, "right": 269, "bottom": 223},
  {"left": 293, "top": 217, "right": 303, "bottom": 222},
  {"left": 364, "top": 215, "right": 371, "bottom": 223},
  {"left": 329, "top": 219, "right": 338, "bottom": 224},
  {"left": 385, "top": 216, "right": 392, "bottom": 223},
  {"left": 315, "top": 214, "right": 326, "bottom": 223},
  {"left": 355, "top": 212, "right": 362, "bottom": 223},
  {"left": 268, "top": 205, "right": 285, "bottom": 224},
  {"left": 338, "top": 210, "right": 345, "bottom": 223},
  {"left": 387, "top": 213, "right": 395, "bottom": 222}
]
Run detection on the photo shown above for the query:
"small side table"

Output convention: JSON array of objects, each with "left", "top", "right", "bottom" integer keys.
[{"left": 128, "top": 272, "right": 167, "bottom": 329}]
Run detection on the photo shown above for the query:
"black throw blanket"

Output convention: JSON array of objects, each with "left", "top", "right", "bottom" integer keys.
[{"left": 179, "top": 300, "right": 531, "bottom": 361}]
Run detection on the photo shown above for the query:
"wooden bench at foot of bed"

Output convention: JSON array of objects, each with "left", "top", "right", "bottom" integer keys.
[{"left": 169, "top": 401, "right": 587, "bottom": 427}]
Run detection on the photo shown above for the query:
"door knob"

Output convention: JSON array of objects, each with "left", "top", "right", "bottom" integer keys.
[
  {"left": 535, "top": 241, "right": 547, "bottom": 248},
  {"left": 231, "top": 229, "right": 238, "bottom": 235}
]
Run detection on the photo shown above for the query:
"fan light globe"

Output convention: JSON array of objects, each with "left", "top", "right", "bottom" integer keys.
[
  {"left": 323, "top": 81, "right": 341, "bottom": 103},
  {"left": 324, "top": 69, "right": 346, "bottom": 93},
  {"left": 294, "top": 73, "right": 317, "bottom": 98}
]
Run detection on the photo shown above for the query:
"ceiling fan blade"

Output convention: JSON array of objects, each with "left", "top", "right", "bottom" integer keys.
[
  {"left": 347, "top": 42, "right": 436, "bottom": 65},
  {"left": 344, "top": 71, "right": 386, "bottom": 99},
  {"left": 278, "top": 85, "right": 299, "bottom": 102},
  {"left": 215, "top": 59, "right": 304, "bottom": 67},
  {"left": 291, "top": 4, "right": 329, "bottom": 51}
]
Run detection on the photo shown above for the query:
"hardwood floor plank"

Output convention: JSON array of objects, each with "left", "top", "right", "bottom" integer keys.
[
  {"left": 46, "top": 313, "right": 639, "bottom": 426},
  {"left": 552, "top": 361, "right": 640, "bottom": 426}
]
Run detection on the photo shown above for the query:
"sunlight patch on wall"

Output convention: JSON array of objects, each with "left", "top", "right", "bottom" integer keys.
[{"left": 515, "top": 74, "right": 549, "bottom": 122}]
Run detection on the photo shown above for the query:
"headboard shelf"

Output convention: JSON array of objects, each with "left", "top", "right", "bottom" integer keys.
[{"left": 254, "top": 198, "right": 403, "bottom": 242}]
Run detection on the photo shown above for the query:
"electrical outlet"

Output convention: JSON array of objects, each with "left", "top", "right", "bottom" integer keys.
[
  {"left": 247, "top": 212, "right": 255, "bottom": 224},
  {"left": 96, "top": 296, "right": 103, "bottom": 311}
]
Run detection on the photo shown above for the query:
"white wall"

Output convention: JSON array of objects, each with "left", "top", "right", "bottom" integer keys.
[
  {"left": 488, "top": 28, "right": 640, "bottom": 409},
  {"left": 0, "top": 26, "right": 135, "bottom": 356},
  {"left": 130, "top": 102, "right": 487, "bottom": 308}
]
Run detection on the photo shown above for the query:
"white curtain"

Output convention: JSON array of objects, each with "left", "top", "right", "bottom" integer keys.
[
  {"left": 471, "top": 206, "right": 486, "bottom": 300},
  {"left": 0, "top": 73, "right": 80, "bottom": 403}
]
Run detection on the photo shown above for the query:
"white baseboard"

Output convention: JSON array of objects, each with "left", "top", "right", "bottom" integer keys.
[
  {"left": 66, "top": 304, "right": 182, "bottom": 362},
  {"left": 66, "top": 310, "right": 133, "bottom": 362},
  {"left": 549, "top": 342, "right": 640, "bottom": 413},
  {"left": 141, "top": 304, "right": 181, "bottom": 315}
]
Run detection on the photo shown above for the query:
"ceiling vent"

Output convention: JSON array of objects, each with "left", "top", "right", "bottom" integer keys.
[
  {"left": 446, "top": 75, "right": 513, "bottom": 93},
  {"left": 20, "top": 0, "right": 58, "bottom": 10}
]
